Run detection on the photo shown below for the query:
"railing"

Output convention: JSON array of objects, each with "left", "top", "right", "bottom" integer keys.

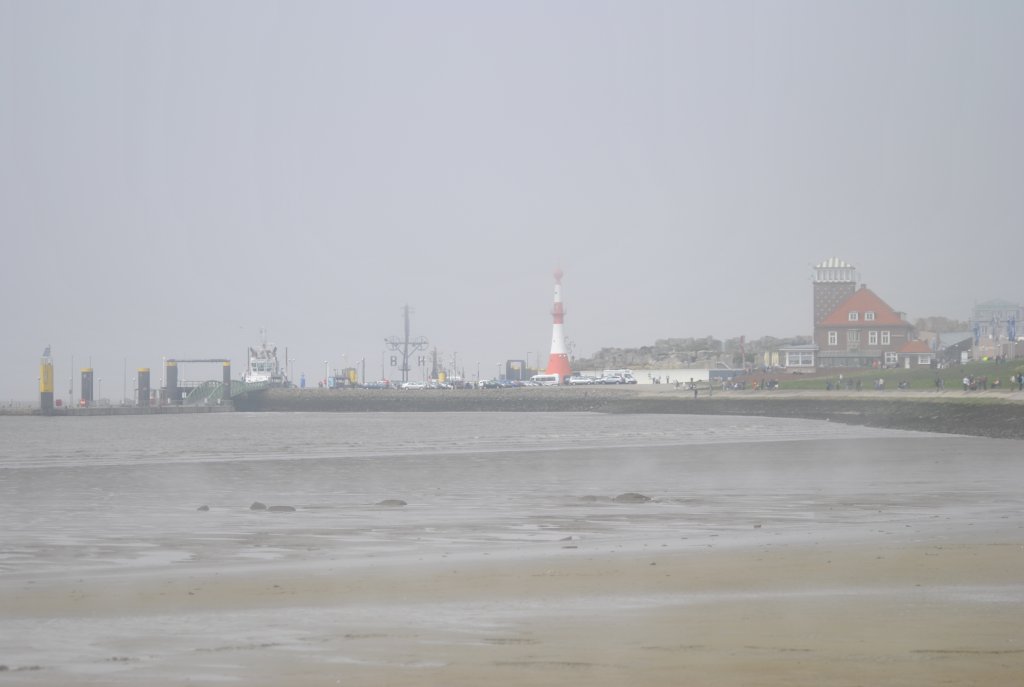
[
  {"left": 179, "top": 380, "right": 272, "bottom": 404},
  {"left": 183, "top": 381, "right": 222, "bottom": 405}
]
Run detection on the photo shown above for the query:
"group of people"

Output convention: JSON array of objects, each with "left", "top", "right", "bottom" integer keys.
[
  {"left": 960, "top": 374, "right": 1024, "bottom": 391},
  {"left": 824, "top": 373, "right": 1024, "bottom": 392},
  {"left": 826, "top": 377, "right": 861, "bottom": 391}
]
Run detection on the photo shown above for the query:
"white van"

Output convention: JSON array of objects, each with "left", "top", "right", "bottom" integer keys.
[
  {"left": 530, "top": 373, "right": 561, "bottom": 386},
  {"left": 602, "top": 369, "right": 637, "bottom": 384}
]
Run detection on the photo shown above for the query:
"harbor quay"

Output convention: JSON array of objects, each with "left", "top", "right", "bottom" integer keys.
[{"left": 8, "top": 384, "right": 1020, "bottom": 442}]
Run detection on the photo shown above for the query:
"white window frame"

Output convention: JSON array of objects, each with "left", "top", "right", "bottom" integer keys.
[
  {"left": 881, "top": 330, "right": 891, "bottom": 346},
  {"left": 847, "top": 329, "right": 860, "bottom": 344},
  {"left": 848, "top": 312, "right": 859, "bottom": 321},
  {"left": 865, "top": 311, "right": 875, "bottom": 321},
  {"left": 828, "top": 331, "right": 838, "bottom": 346},
  {"left": 868, "top": 331, "right": 878, "bottom": 346},
  {"left": 785, "top": 351, "right": 814, "bottom": 367},
  {"left": 884, "top": 351, "right": 898, "bottom": 365},
  {"left": 917, "top": 354, "right": 932, "bottom": 365}
]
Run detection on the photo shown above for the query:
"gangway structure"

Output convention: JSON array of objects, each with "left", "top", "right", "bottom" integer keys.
[
  {"left": 182, "top": 379, "right": 270, "bottom": 405},
  {"left": 165, "top": 358, "right": 231, "bottom": 404}
]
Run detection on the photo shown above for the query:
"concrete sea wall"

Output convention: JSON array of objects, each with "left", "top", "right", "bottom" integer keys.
[{"left": 234, "top": 387, "right": 1024, "bottom": 440}]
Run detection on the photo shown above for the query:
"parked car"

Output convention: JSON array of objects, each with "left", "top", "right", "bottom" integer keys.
[
  {"left": 480, "top": 379, "right": 501, "bottom": 389},
  {"left": 568, "top": 375, "right": 595, "bottom": 385},
  {"left": 400, "top": 381, "right": 426, "bottom": 390},
  {"left": 597, "top": 375, "right": 624, "bottom": 384}
]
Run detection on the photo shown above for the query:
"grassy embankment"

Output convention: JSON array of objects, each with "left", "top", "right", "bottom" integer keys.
[{"left": 771, "top": 359, "right": 1024, "bottom": 392}]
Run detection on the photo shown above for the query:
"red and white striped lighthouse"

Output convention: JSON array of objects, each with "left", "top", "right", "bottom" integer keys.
[{"left": 545, "top": 267, "right": 573, "bottom": 381}]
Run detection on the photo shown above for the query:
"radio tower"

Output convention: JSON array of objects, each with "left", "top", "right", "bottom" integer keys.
[
  {"left": 545, "top": 267, "right": 572, "bottom": 381},
  {"left": 385, "top": 305, "right": 428, "bottom": 383}
]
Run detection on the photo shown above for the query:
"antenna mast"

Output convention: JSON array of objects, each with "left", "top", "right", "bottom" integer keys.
[{"left": 384, "top": 305, "right": 429, "bottom": 383}]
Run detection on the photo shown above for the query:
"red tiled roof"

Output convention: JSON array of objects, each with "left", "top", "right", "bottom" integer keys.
[
  {"left": 819, "top": 287, "right": 906, "bottom": 326},
  {"left": 898, "top": 340, "right": 932, "bottom": 354}
]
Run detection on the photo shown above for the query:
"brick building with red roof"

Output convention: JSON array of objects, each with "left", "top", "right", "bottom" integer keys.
[{"left": 814, "top": 283, "right": 915, "bottom": 369}]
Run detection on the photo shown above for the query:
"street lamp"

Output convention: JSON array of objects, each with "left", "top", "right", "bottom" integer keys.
[
  {"left": 98, "top": 378, "right": 102, "bottom": 404},
  {"left": 323, "top": 360, "right": 329, "bottom": 388},
  {"left": 476, "top": 361, "right": 480, "bottom": 382},
  {"left": 496, "top": 362, "right": 501, "bottom": 381},
  {"left": 527, "top": 352, "right": 532, "bottom": 375}
]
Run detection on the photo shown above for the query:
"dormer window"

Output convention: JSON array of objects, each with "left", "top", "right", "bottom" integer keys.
[
  {"left": 865, "top": 311, "right": 875, "bottom": 321},
  {"left": 848, "top": 312, "right": 859, "bottom": 321}
]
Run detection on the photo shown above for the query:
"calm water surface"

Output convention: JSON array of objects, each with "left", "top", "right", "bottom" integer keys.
[{"left": 0, "top": 412, "right": 1017, "bottom": 578}]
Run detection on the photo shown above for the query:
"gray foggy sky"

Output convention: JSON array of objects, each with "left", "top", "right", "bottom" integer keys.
[{"left": 2, "top": 1, "right": 1022, "bottom": 400}]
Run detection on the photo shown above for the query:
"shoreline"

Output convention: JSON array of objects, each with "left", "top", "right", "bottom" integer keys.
[
  {"left": 236, "top": 386, "right": 1024, "bottom": 440},
  {"left": 7, "top": 387, "right": 1023, "bottom": 439}
]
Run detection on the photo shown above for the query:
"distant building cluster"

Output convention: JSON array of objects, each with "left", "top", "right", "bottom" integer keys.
[
  {"left": 969, "top": 299, "right": 1021, "bottom": 360},
  {"left": 776, "top": 257, "right": 1020, "bottom": 372}
]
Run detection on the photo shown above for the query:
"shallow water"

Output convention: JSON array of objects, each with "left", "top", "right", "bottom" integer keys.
[{"left": 0, "top": 412, "right": 1017, "bottom": 578}]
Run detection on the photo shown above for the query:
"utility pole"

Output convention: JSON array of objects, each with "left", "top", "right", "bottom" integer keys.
[{"left": 384, "top": 304, "right": 429, "bottom": 383}]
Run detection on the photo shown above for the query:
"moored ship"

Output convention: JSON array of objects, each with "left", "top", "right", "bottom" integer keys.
[{"left": 244, "top": 332, "right": 288, "bottom": 386}]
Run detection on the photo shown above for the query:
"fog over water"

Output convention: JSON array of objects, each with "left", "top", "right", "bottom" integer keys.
[{"left": 3, "top": 2, "right": 1023, "bottom": 401}]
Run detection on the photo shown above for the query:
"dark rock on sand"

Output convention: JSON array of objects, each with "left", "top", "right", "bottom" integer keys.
[
  {"left": 613, "top": 492, "right": 652, "bottom": 503},
  {"left": 267, "top": 505, "right": 296, "bottom": 512},
  {"left": 197, "top": 505, "right": 210, "bottom": 511},
  {"left": 376, "top": 499, "right": 408, "bottom": 507},
  {"left": 249, "top": 501, "right": 268, "bottom": 511}
]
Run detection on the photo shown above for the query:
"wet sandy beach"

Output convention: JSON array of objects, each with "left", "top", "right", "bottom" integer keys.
[
  {"left": 1, "top": 413, "right": 1022, "bottom": 685},
  {"left": 4, "top": 540, "right": 1023, "bottom": 686}
]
